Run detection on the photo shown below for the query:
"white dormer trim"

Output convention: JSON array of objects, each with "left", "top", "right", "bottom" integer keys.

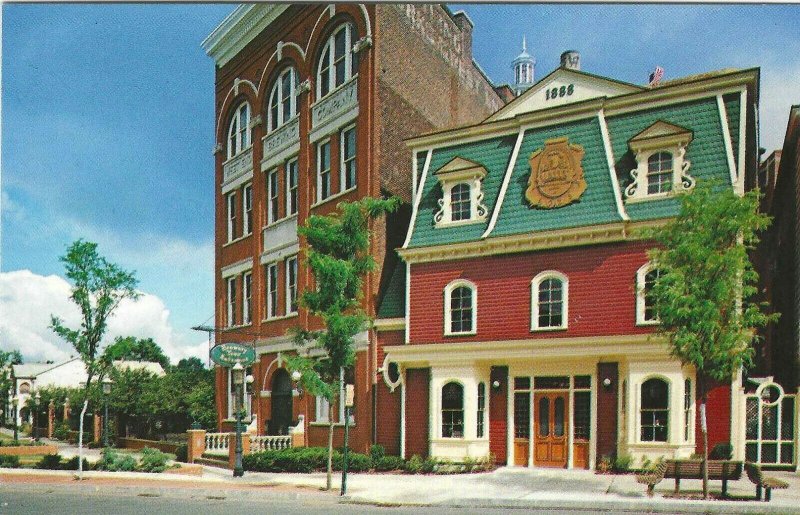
[
  {"left": 433, "top": 157, "right": 488, "bottom": 227},
  {"left": 624, "top": 121, "right": 695, "bottom": 202}
]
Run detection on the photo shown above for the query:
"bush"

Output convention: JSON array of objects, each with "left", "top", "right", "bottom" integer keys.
[
  {"left": 0, "top": 455, "right": 20, "bottom": 468},
  {"left": 374, "top": 455, "right": 405, "bottom": 471},
  {"left": 96, "top": 447, "right": 135, "bottom": 472},
  {"left": 333, "top": 452, "right": 371, "bottom": 472},
  {"left": 36, "top": 454, "right": 63, "bottom": 470},
  {"left": 420, "top": 457, "right": 437, "bottom": 474},
  {"left": 138, "top": 447, "right": 170, "bottom": 473},
  {"left": 243, "top": 447, "right": 329, "bottom": 473},
  {"left": 405, "top": 455, "right": 423, "bottom": 474},
  {"left": 369, "top": 444, "right": 385, "bottom": 466},
  {"left": 613, "top": 454, "right": 633, "bottom": 473},
  {"left": 174, "top": 443, "right": 188, "bottom": 463},
  {"left": 62, "top": 456, "right": 91, "bottom": 471},
  {"left": 53, "top": 422, "right": 70, "bottom": 441},
  {"left": 709, "top": 443, "right": 733, "bottom": 460}
]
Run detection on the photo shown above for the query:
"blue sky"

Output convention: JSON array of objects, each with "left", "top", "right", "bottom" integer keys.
[{"left": 2, "top": 3, "right": 799, "bottom": 363}]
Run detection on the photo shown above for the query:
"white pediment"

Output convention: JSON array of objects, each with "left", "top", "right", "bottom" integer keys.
[{"left": 488, "top": 69, "right": 643, "bottom": 121}]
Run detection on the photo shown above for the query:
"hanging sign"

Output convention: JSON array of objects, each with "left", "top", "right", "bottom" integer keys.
[{"left": 210, "top": 343, "right": 256, "bottom": 367}]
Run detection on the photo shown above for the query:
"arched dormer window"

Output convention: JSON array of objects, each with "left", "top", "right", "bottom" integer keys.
[
  {"left": 227, "top": 102, "right": 251, "bottom": 159},
  {"left": 640, "top": 377, "right": 669, "bottom": 442},
  {"left": 531, "top": 271, "right": 568, "bottom": 331},
  {"left": 636, "top": 263, "right": 661, "bottom": 325},
  {"left": 268, "top": 67, "right": 297, "bottom": 132},
  {"left": 441, "top": 381, "right": 464, "bottom": 438},
  {"left": 444, "top": 280, "right": 476, "bottom": 336},
  {"left": 450, "top": 183, "right": 472, "bottom": 221},
  {"left": 624, "top": 120, "right": 695, "bottom": 202},
  {"left": 647, "top": 152, "right": 673, "bottom": 195},
  {"left": 317, "top": 23, "right": 358, "bottom": 99},
  {"left": 432, "top": 157, "right": 488, "bottom": 227}
]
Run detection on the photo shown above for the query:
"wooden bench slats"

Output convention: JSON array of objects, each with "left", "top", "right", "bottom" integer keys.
[{"left": 745, "top": 462, "right": 788, "bottom": 502}]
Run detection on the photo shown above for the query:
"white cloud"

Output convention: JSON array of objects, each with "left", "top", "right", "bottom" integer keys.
[{"left": 0, "top": 269, "right": 208, "bottom": 365}]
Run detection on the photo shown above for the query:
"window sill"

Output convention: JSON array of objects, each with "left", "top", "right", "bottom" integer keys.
[
  {"left": 530, "top": 326, "right": 568, "bottom": 332},
  {"left": 223, "top": 323, "right": 252, "bottom": 331},
  {"left": 309, "top": 422, "right": 356, "bottom": 427},
  {"left": 222, "top": 145, "right": 254, "bottom": 166},
  {"left": 311, "top": 187, "right": 358, "bottom": 209},
  {"left": 265, "top": 214, "right": 298, "bottom": 229},
  {"left": 435, "top": 217, "right": 487, "bottom": 229},
  {"left": 223, "top": 233, "right": 252, "bottom": 248},
  {"left": 262, "top": 313, "right": 299, "bottom": 323},
  {"left": 635, "top": 320, "right": 660, "bottom": 327},
  {"left": 625, "top": 191, "right": 674, "bottom": 204},
  {"left": 444, "top": 331, "right": 477, "bottom": 337},
  {"left": 312, "top": 74, "right": 359, "bottom": 107}
]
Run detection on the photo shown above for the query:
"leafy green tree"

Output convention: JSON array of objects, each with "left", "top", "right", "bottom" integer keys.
[
  {"left": 102, "top": 336, "right": 171, "bottom": 370},
  {"left": 50, "top": 239, "right": 139, "bottom": 474},
  {"left": 287, "top": 197, "right": 399, "bottom": 490},
  {"left": 644, "top": 182, "right": 777, "bottom": 498}
]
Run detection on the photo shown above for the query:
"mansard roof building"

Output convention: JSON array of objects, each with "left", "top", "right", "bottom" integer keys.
[{"left": 375, "top": 60, "right": 763, "bottom": 468}]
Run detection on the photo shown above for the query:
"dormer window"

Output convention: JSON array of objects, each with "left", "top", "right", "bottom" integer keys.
[
  {"left": 624, "top": 121, "right": 695, "bottom": 202},
  {"left": 433, "top": 157, "right": 488, "bottom": 227}
]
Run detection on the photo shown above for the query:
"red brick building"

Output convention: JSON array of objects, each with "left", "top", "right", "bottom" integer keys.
[
  {"left": 203, "top": 4, "right": 504, "bottom": 452},
  {"left": 375, "top": 57, "right": 762, "bottom": 468}
]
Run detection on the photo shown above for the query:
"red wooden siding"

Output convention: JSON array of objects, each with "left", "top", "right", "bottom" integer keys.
[
  {"left": 376, "top": 330, "right": 404, "bottom": 456},
  {"left": 489, "top": 366, "right": 508, "bottom": 463},
  {"left": 409, "top": 241, "right": 655, "bottom": 344},
  {"left": 596, "top": 362, "right": 619, "bottom": 460},
  {"left": 695, "top": 381, "right": 731, "bottom": 454},
  {"left": 404, "top": 368, "right": 430, "bottom": 458}
]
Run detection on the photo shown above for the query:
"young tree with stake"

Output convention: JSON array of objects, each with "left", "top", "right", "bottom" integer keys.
[
  {"left": 286, "top": 196, "right": 399, "bottom": 491},
  {"left": 50, "top": 239, "right": 139, "bottom": 476},
  {"left": 644, "top": 182, "right": 776, "bottom": 499}
]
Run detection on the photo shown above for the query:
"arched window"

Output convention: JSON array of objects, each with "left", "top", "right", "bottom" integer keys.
[
  {"left": 268, "top": 67, "right": 297, "bottom": 132},
  {"left": 531, "top": 272, "right": 568, "bottom": 330},
  {"left": 640, "top": 378, "right": 669, "bottom": 442},
  {"left": 441, "top": 382, "right": 464, "bottom": 438},
  {"left": 450, "top": 183, "right": 472, "bottom": 221},
  {"left": 444, "top": 280, "right": 476, "bottom": 335},
  {"left": 18, "top": 382, "right": 30, "bottom": 395},
  {"left": 227, "top": 102, "right": 251, "bottom": 159},
  {"left": 317, "top": 23, "right": 358, "bottom": 99},
  {"left": 636, "top": 264, "right": 661, "bottom": 325},
  {"left": 647, "top": 152, "right": 673, "bottom": 195}
]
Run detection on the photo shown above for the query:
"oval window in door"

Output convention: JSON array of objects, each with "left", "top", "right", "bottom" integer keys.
[
  {"left": 539, "top": 397, "right": 550, "bottom": 437},
  {"left": 554, "top": 397, "right": 565, "bottom": 437}
]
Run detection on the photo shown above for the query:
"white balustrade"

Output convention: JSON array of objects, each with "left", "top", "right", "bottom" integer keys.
[
  {"left": 249, "top": 435, "right": 292, "bottom": 452},
  {"left": 204, "top": 432, "right": 230, "bottom": 455}
]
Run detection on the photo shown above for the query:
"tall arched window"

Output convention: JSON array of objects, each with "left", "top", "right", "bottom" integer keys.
[
  {"left": 640, "top": 378, "right": 669, "bottom": 442},
  {"left": 444, "top": 280, "right": 476, "bottom": 335},
  {"left": 441, "top": 382, "right": 464, "bottom": 438},
  {"left": 227, "top": 102, "right": 251, "bottom": 159},
  {"left": 450, "top": 183, "right": 472, "bottom": 221},
  {"left": 531, "top": 271, "right": 568, "bottom": 330},
  {"left": 647, "top": 152, "right": 673, "bottom": 195},
  {"left": 317, "top": 23, "right": 358, "bottom": 99},
  {"left": 268, "top": 67, "right": 297, "bottom": 132},
  {"left": 636, "top": 263, "right": 662, "bottom": 325}
]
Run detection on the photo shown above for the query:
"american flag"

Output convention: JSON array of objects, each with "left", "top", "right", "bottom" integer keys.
[{"left": 649, "top": 66, "right": 665, "bottom": 86}]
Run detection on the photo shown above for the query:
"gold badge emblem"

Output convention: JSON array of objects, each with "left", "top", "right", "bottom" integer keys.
[{"left": 526, "top": 137, "right": 586, "bottom": 209}]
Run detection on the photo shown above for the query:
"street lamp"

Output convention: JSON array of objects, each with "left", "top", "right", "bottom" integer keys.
[
  {"left": 33, "top": 392, "right": 41, "bottom": 441},
  {"left": 11, "top": 396, "right": 19, "bottom": 442},
  {"left": 102, "top": 377, "right": 112, "bottom": 448},
  {"left": 231, "top": 362, "right": 245, "bottom": 478}
]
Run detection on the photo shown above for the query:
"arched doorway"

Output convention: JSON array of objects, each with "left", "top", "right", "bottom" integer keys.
[{"left": 268, "top": 369, "right": 293, "bottom": 435}]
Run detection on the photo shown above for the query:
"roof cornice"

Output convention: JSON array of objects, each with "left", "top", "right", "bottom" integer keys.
[
  {"left": 202, "top": 4, "right": 289, "bottom": 67},
  {"left": 405, "top": 68, "right": 758, "bottom": 151}
]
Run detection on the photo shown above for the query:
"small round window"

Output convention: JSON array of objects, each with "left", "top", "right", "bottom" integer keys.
[
  {"left": 387, "top": 363, "right": 400, "bottom": 384},
  {"left": 760, "top": 384, "right": 781, "bottom": 404}
]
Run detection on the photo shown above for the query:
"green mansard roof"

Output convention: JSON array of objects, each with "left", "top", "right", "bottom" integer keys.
[{"left": 403, "top": 67, "right": 755, "bottom": 251}]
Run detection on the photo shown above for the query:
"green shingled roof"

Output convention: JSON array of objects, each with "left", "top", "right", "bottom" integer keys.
[{"left": 377, "top": 260, "right": 405, "bottom": 319}]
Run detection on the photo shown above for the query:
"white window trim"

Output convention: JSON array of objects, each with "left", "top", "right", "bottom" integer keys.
[
  {"left": 286, "top": 158, "right": 299, "bottom": 217},
  {"left": 637, "top": 375, "right": 671, "bottom": 444},
  {"left": 267, "top": 169, "right": 280, "bottom": 225},
  {"left": 636, "top": 262, "right": 660, "bottom": 326},
  {"left": 316, "top": 23, "right": 355, "bottom": 100},
  {"left": 226, "top": 277, "right": 236, "bottom": 327},
  {"left": 443, "top": 279, "right": 477, "bottom": 336},
  {"left": 625, "top": 146, "right": 694, "bottom": 203},
  {"left": 531, "top": 271, "right": 569, "bottom": 331},
  {"left": 317, "top": 141, "right": 332, "bottom": 203},
  {"left": 265, "top": 262, "right": 278, "bottom": 320},
  {"left": 227, "top": 102, "right": 251, "bottom": 159},
  {"left": 433, "top": 162, "right": 488, "bottom": 227},
  {"left": 268, "top": 67, "right": 297, "bottom": 133},
  {"left": 242, "top": 183, "right": 253, "bottom": 236},
  {"left": 242, "top": 271, "right": 252, "bottom": 326},
  {"left": 285, "top": 255, "right": 298, "bottom": 315},
  {"left": 226, "top": 191, "right": 236, "bottom": 243},
  {"left": 683, "top": 377, "right": 694, "bottom": 444},
  {"left": 339, "top": 124, "right": 357, "bottom": 194}
]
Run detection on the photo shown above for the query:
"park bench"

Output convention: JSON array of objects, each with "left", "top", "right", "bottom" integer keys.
[
  {"left": 745, "top": 462, "right": 789, "bottom": 502},
  {"left": 636, "top": 459, "right": 743, "bottom": 497}
]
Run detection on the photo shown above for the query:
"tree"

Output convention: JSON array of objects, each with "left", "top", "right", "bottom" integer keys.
[
  {"left": 644, "top": 182, "right": 777, "bottom": 498},
  {"left": 50, "top": 239, "right": 139, "bottom": 475},
  {"left": 287, "top": 197, "right": 399, "bottom": 490},
  {"left": 102, "top": 336, "right": 171, "bottom": 370}
]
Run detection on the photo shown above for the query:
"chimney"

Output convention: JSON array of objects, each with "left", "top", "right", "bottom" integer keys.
[
  {"left": 560, "top": 50, "right": 580, "bottom": 71},
  {"left": 451, "top": 11, "right": 473, "bottom": 65}
]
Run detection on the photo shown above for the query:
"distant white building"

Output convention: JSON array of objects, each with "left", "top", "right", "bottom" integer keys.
[{"left": 6, "top": 358, "right": 165, "bottom": 427}]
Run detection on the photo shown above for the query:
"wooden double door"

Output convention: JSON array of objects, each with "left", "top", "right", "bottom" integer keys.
[{"left": 533, "top": 392, "right": 568, "bottom": 468}]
